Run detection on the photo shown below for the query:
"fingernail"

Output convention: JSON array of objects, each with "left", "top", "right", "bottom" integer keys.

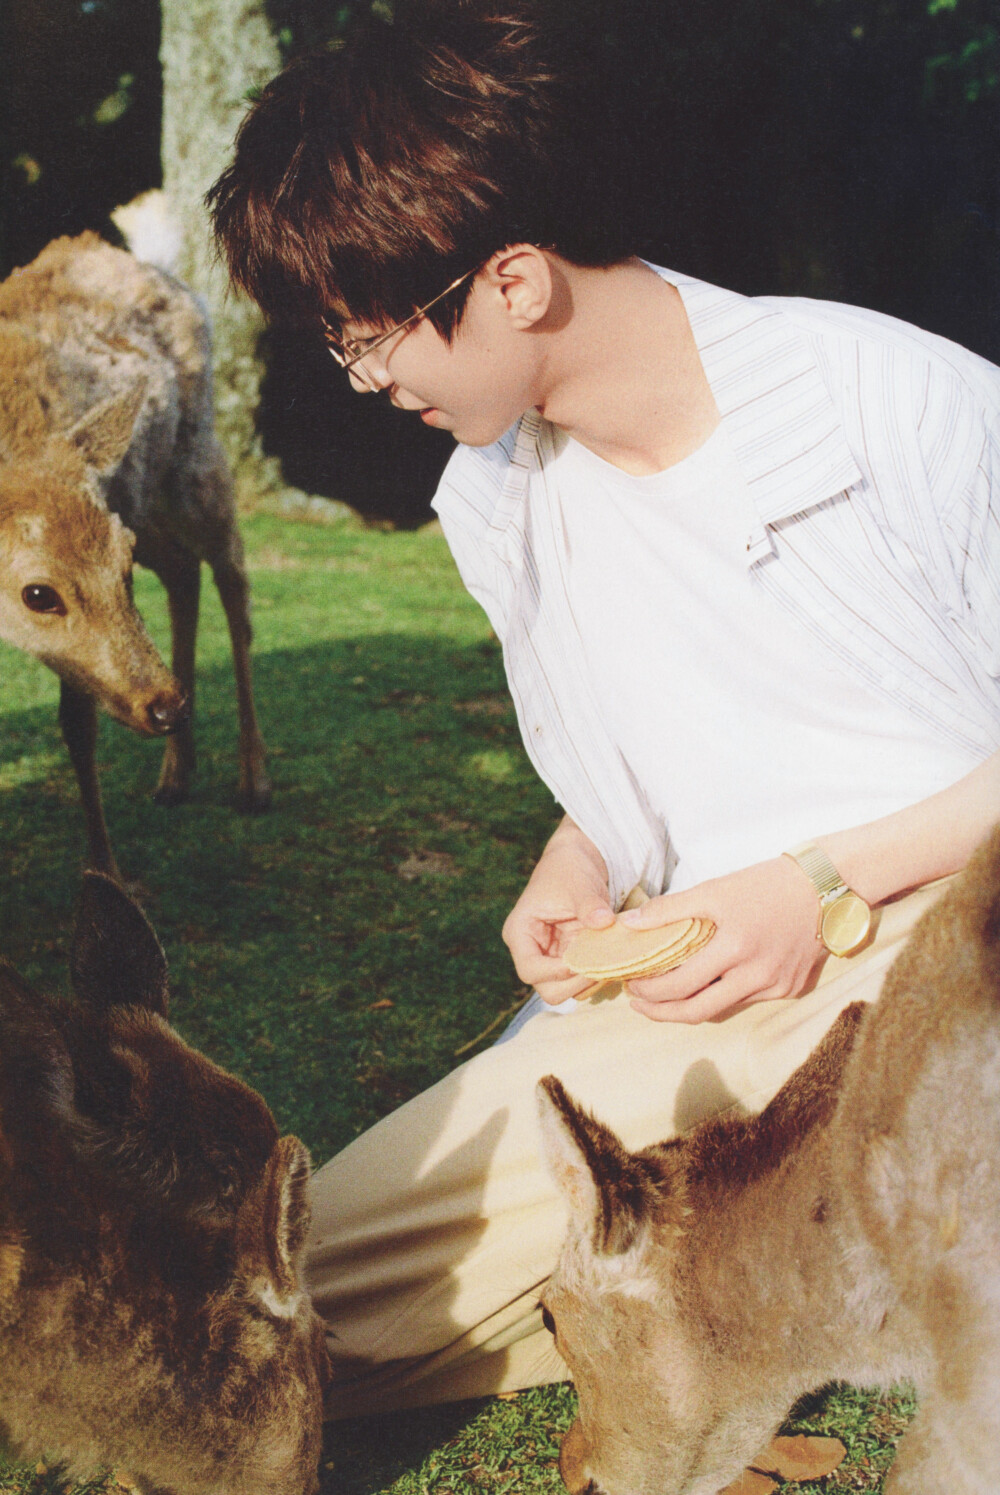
[{"left": 621, "top": 910, "right": 642, "bottom": 926}]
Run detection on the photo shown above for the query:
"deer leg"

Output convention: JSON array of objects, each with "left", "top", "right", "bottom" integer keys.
[
  {"left": 150, "top": 547, "right": 200, "bottom": 807},
  {"left": 211, "top": 549, "right": 271, "bottom": 813},
  {"left": 59, "top": 680, "right": 122, "bottom": 882}
]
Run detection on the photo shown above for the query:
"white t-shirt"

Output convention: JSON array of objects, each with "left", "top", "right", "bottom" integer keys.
[{"left": 548, "top": 422, "right": 981, "bottom": 892}]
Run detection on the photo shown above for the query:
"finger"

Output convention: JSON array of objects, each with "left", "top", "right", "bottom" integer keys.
[
  {"left": 627, "top": 968, "right": 756, "bottom": 1024},
  {"left": 620, "top": 891, "right": 700, "bottom": 930},
  {"left": 511, "top": 948, "right": 578, "bottom": 986},
  {"left": 507, "top": 920, "right": 596, "bottom": 986},
  {"left": 625, "top": 941, "right": 731, "bottom": 1004},
  {"left": 579, "top": 894, "right": 616, "bottom": 929},
  {"left": 725, "top": 984, "right": 791, "bottom": 1015},
  {"left": 503, "top": 914, "right": 566, "bottom": 966},
  {"left": 536, "top": 974, "right": 599, "bottom": 1005}
]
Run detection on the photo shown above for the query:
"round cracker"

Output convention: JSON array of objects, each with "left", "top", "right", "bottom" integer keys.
[
  {"left": 565, "top": 916, "right": 716, "bottom": 980},
  {"left": 625, "top": 917, "right": 716, "bottom": 977}
]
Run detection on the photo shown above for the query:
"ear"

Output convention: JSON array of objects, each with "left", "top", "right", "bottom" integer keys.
[
  {"left": 487, "top": 245, "right": 553, "bottom": 330},
  {"left": 66, "top": 380, "right": 146, "bottom": 476},
  {"left": 537, "top": 1075, "right": 658, "bottom": 1256},
  {"left": 71, "top": 871, "right": 169, "bottom": 1017},
  {"left": 256, "top": 1135, "right": 313, "bottom": 1308}
]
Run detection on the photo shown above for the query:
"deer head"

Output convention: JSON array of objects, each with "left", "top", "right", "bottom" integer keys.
[
  {"left": 0, "top": 372, "right": 185, "bottom": 736},
  {"left": 0, "top": 873, "right": 330, "bottom": 1494}
]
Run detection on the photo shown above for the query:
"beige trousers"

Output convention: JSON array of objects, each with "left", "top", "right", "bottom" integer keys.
[{"left": 306, "top": 878, "right": 950, "bottom": 1419}]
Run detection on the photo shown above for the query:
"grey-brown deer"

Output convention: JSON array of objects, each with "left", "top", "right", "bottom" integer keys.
[
  {"left": 0, "top": 232, "right": 269, "bottom": 882},
  {"left": 0, "top": 870, "right": 328, "bottom": 1493},
  {"left": 538, "top": 825, "right": 1000, "bottom": 1495}
]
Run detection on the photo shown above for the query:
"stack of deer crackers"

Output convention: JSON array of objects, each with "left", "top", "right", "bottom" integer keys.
[{"left": 564, "top": 914, "right": 715, "bottom": 985}]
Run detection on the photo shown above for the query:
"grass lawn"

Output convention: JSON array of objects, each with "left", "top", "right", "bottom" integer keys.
[{"left": 0, "top": 513, "right": 913, "bottom": 1492}]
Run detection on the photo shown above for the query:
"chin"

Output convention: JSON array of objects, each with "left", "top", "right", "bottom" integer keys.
[{"left": 455, "top": 414, "right": 526, "bottom": 448}]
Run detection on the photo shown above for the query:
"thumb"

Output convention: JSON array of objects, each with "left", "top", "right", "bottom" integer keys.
[
  {"left": 620, "top": 891, "right": 688, "bottom": 930},
  {"left": 578, "top": 891, "right": 615, "bottom": 928}
]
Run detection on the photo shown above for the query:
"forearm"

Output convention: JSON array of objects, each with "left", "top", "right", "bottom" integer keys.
[
  {"left": 815, "top": 750, "right": 1000, "bottom": 905},
  {"left": 541, "top": 813, "right": 608, "bottom": 878}
]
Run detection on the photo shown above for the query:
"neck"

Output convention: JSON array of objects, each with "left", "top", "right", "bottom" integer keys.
[{"left": 534, "top": 258, "right": 720, "bottom": 475}]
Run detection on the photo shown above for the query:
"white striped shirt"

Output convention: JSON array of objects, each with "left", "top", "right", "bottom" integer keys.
[{"left": 432, "top": 265, "right": 1000, "bottom": 906}]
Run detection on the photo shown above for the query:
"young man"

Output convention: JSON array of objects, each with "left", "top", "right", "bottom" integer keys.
[{"left": 210, "top": 3, "right": 1000, "bottom": 1414}]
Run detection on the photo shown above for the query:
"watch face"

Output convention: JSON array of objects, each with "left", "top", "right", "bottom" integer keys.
[{"left": 822, "top": 893, "right": 871, "bottom": 958}]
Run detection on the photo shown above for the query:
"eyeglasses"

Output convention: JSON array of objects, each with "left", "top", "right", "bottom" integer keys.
[{"left": 322, "top": 266, "right": 480, "bottom": 391}]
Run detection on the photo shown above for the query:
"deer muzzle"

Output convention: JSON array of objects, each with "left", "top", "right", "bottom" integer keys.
[{"left": 145, "top": 689, "right": 190, "bottom": 735}]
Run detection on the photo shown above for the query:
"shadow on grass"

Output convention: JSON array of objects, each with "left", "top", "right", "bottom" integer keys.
[
  {"left": 321, "top": 1379, "right": 578, "bottom": 1495},
  {"left": 0, "top": 629, "right": 549, "bottom": 979},
  {"left": 323, "top": 1399, "right": 494, "bottom": 1493}
]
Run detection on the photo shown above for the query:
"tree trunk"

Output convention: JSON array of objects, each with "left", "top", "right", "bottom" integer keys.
[{"left": 159, "top": 0, "right": 283, "bottom": 502}]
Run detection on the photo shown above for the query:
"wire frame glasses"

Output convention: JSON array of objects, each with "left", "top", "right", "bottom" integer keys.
[{"left": 321, "top": 267, "right": 479, "bottom": 389}]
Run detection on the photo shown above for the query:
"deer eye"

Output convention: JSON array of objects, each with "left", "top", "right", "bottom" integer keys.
[
  {"left": 22, "top": 584, "right": 67, "bottom": 616},
  {"left": 541, "top": 1305, "right": 556, "bottom": 1336}
]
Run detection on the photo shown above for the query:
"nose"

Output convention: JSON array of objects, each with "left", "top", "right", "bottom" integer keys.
[{"left": 146, "top": 691, "right": 189, "bottom": 734}]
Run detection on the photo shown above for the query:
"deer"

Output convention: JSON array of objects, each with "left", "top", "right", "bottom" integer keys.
[
  {"left": 0, "top": 231, "right": 270, "bottom": 883},
  {"left": 537, "top": 823, "right": 1000, "bottom": 1495},
  {"left": 0, "top": 868, "right": 329, "bottom": 1493}
]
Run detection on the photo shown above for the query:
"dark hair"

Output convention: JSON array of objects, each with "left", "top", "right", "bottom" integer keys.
[{"left": 207, "top": 3, "right": 636, "bottom": 337}]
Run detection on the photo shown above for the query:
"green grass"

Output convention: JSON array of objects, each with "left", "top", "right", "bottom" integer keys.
[{"left": 0, "top": 514, "right": 914, "bottom": 1493}]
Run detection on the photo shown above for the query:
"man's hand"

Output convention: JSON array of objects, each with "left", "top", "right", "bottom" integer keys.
[
  {"left": 621, "top": 856, "right": 825, "bottom": 1022},
  {"left": 502, "top": 818, "right": 615, "bottom": 1005}
]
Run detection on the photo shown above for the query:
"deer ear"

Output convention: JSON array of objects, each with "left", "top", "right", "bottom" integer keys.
[
  {"left": 66, "top": 380, "right": 146, "bottom": 476},
  {"left": 71, "top": 871, "right": 169, "bottom": 1017},
  {"left": 537, "top": 1075, "right": 657, "bottom": 1256},
  {"left": 248, "top": 1135, "right": 313, "bottom": 1314}
]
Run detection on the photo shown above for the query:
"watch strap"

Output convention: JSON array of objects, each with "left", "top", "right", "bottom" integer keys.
[{"left": 784, "top": 843, "right": 848, "bottom": 902}]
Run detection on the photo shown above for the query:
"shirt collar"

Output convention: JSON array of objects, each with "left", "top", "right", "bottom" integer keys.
[
  {"left": 657, "top": 265, "right": 862, "bottom": 538},
  {"left": 489, "top": 264, "right": 862, "bottom": 561}
]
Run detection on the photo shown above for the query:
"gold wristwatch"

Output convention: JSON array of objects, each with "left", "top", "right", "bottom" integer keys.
[{"left": 783, "top": 843, "right": 872, "bottom": 958}]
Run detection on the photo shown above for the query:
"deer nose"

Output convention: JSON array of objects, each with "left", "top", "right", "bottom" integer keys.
[{"left": 147, "top": 693, "right": 189, "bottom": 734}]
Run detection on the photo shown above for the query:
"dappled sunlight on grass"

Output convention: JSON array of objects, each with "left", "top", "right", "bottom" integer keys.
[
  {"left": 0, "top": 748, "right": 65, "bottom": 791},
  {"left": 467, "top": 748, "right": 520, "bottom": 783}
]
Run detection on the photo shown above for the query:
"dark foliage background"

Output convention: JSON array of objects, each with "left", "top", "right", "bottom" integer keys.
[{"left": 4, "top": 0, "right": 999, "bottom": 524}]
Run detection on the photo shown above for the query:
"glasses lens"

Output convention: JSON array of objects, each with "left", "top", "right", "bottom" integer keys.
[{"left": 349, "top": 353, "right": 380, "bottom": 391}]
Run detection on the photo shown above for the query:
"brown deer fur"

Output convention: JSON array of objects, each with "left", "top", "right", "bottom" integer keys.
[
  {"left": 0, "top": 232, "right": 269, "bottom": 881},
  {"left": 538, "top": 825, "right": 1000, "bottom": 1495},
  {"left": 0, "top": 872, "right": 328, "bottom": 1493}
]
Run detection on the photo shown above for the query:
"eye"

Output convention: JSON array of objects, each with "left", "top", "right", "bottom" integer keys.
[
  {"left": 22, "top": 584, "right": 67, "bottom": 616},
  {"left": 541, "top": 1305, "right": 556, "bottom": 1336},
  {"left": 344, "top": 335, "right": 379, "bottom": 358}
]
